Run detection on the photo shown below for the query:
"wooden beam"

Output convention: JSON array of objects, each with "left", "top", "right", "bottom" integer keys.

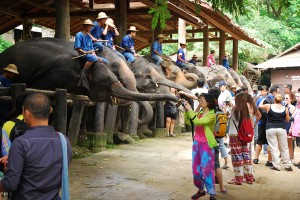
[
  {"left": 23, "top": 8, "right": 150, "bottom": 18},
  {"left": 163, "top": 37, "right": 234, "bottom": 43},
  {"left": 203, "top": 19, "right": 209, "bottom": 66},
  {"left": 219, "top": 30, "right": 226, "bottom": 65},
  {"left": 233, "top": 39, "right": 239, "bottom": 71},
  {"left": 20, "top": 0, "right": 55, "bottom": 12},
  {"left": 135, "top": 35, "right": 150, "bottom": 44},
  {"left": 0, "top": 5, "right": 22, "bottom": 19},
  {"left": 138, "top": 28, "right": 220, "bottom": 35},
  {"left": 178, "top": 0, "right": 242, "bottom": 40}
]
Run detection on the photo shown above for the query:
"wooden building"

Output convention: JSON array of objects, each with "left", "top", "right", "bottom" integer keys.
[
  {"left": 0, "top": 0, "right": 263, "bottom": 71},
  {"left": 255, "top": 42, "right": 300, "bottom": 91}
]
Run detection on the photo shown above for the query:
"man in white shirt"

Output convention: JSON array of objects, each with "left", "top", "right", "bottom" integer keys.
[
  {"left": 191, "top": 79, "right": 208, "bottom": 111},
  {"left": 218, "top": 81, "right": 233, "bottom": 109}
]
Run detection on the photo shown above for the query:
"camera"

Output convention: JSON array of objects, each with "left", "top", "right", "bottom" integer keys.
[
  {"left": 175, "top": 99, "right": 187, "bottom": 107},
  {"left": 290, "top": 117, "right": 294, "bottom": 122}
]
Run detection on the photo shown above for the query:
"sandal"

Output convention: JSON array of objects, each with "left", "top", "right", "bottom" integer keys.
[
  {"left": 228, "top": 179, "right": 242, "bottom": 185},
  {"left": 191, "top": 190, "right": 206, "bottom": 199},
  {"left": 294, "top": 162, "right": 300, "bottom": 167},
  {"left": 221, "top": 189, "right": 227, "bottom": 194},
  {"left": 270, "top": 166, "right": 280, "bottom": 171}
]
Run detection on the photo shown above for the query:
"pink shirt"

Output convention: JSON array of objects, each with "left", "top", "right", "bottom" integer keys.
[
  {"left": 207, "top": 54, "right": 216, "bottom": 67},
  {"left": 292, "top": 107, "right": 300, "bottom": 137},
  {"left": 194, "top": 114, "right": 208, "bottom": 143}
]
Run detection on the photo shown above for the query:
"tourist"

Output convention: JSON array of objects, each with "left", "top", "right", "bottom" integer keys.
[
  {"left": 218, "top": 81, "right": 233, "bottom": 109},
  {"left": 100, "top": 18, "right": 125, "bottom": 59},
  {"left": 191, "top": 79, "right": 208, "bottom": 111},
  {"left": 0, "top": 64, "right": 19, "bottom": 126},
  {"left": 89, "top": 12, "right": 109, "bottom": 53},
  {"left": 229, "top": 85, "right": 237, "bottom": 97},
  {"left": 227, "top": 92, "right": 255, "bottom": 185},
  {"left": 189, "top": 54, "right": 198, "bottom": 66},
  {"left": 284, "top": 92, "right": 295, "bottom": 160},
  {"left": 183, "top": 93, "right": 217, "bottom": 200},
  {"left": 164, "top": 88, "right": 178, "bottom": 137},
  {"left": 259, "top": 93, "right": 293, "bottom": 171},
  {"left": 252, "top": 85, "right": 260, "bottom": 101},
  {"left": 222, "top": 53, "right": 230, "bottom": 70},
  {"left": 121, "top": 26, "right": 139, "bottom": 63},
  {"left": 0, "top": 93, "right": 72, "bottom": 199},
  {"left": 176, "top": 42, "right": 189, "bottom": 70},
  {"left": 151, "top": 34, "right": 165, "bottom": 66},
  {"left": 207, "top": 50, "right": 216, "bottom": 68},
  {"left": 74, "top": 19, "right": 109, "bottom": 69},
  {"left": 290, "top": 91, "right": 300, "bottom": 168}
]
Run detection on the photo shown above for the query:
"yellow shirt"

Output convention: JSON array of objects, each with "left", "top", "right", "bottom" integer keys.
[{"left": 2, "top": 115, "right": 24, "bottom": 137}]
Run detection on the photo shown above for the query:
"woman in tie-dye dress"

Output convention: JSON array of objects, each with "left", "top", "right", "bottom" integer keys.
[{"left": 183, "top": 93, "right": 218, "bottom": 200}]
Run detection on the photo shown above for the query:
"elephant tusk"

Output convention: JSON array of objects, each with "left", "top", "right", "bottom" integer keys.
[{"left": 150, "top": 80, "right": 159, "bottom": 88}]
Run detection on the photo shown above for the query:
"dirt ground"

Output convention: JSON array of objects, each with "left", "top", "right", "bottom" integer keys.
[{"left": 69, "top": 133, "right": 300, "bottom": 200}]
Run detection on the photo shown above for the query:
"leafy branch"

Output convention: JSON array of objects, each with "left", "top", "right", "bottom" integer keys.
[{"left": 149, "top": 0, "right": 171, "bottom": 29}]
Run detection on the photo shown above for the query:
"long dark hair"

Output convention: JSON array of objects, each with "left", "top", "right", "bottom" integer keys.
[
  {"left": 245, "top": 93, "right": 259, "bottom": 115},
  {"left": 234, "top": 92, "right": 249, "bottom": 126},
  {"left": 200, "top": 93, "right": 216, "bottom": 110}
]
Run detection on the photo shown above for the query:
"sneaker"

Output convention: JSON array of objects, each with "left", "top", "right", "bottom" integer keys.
[
  {"left": 170, "top": 133, "right": 176, "bottom": 137},
  {"left": 222, "top": 164, "right": 229, "bottom": 169},
  {"left": 253, "top": 159, "right": 259, "bottom": 164},
  {"left": 209, "top": 196, "right": 217, "bottom": 200},
  {"left": 191, "top": 190, "right": 206, "bottom": 199},
  {"left": 270, "top": 166, "right": 280, "bottom": 171},
  {"left": 265, "top": 161, "right": 273, "bottom": 167}
]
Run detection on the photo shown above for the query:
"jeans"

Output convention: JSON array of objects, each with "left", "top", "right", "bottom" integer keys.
[
  {"left": 151, "top": 54, "right": 164, "bottom": 66},
  {"left": 122, "top": 52, "right": 135, "bottom": 63},
  {"left": 178, "top": 62, "right": 189, "bottom": 70},
  {"left": 93, "top": 42, "right": 104, "bottom": 52},
  {"left": 218, "top": 138, "right": 229, "bottom": 158}
]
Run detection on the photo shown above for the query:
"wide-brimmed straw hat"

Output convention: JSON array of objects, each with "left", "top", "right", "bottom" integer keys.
[
  {"left": 82, "top": 19, "right": 94, "bottom": 26},
  {"left": 127, "top": 26, "right": 138, "bottom": 32},
  {"left": 97, "top": 12, "right": 109, "bottom": 20},
  {"left": 180, "top": 42, "right": 186, "bottom": 46},
  {"left": 157, "top": 34, "right": 165, "bottom": 39},
  {"left": 3, "top": 64, "right": 19, "bottom": 74},
  {"left": 192, "top": 54, "right": 197, "bottom": 58},
  {"left": 105, "top": 18, "right": 116, "bottom": 28}
]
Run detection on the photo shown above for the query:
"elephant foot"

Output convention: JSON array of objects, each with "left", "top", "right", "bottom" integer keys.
[{"left": 113, "top": 132, "right": 134, "bottom": 144}]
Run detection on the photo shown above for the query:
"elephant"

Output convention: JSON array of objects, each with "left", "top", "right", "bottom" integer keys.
[
  {"left": 239, "top": 75, "right": 253, "bottom": 94},
  {"left": 228, "top": 69, "right": 244, "bottom": 87},
  {"left": 145, "top": 56, "right": 198, "bottom": 90},
  {"left": 186, "top": 63, "right": 206, "bottom": 81},
  {"left": 0, "top": 38, "right": 178, "bottom": 103},
  {"left": 198, "top": 65, "right": 237, "bottom": 87}
]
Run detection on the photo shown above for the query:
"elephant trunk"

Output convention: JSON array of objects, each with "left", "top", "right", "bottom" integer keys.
[
  {"left": 154, "top": 76, "right": 192, "bottom": 94},
  {"left": 177, "top": 73, "right": 198, "bottom": 89},
  {"left": 137, "top": 101, "right": 154, "bottom": 125},
  {"left": 111, "top": 82, "right": 179, "bottom": 102}
]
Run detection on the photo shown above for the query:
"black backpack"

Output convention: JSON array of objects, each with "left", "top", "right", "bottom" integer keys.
[{"left": 9, "top": 118, "right": 27, "bottom": 141}]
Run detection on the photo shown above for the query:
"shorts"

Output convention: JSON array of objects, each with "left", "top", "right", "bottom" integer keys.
[
  {"left": 164, "top": 106, "right": 177, "bottom": 120},
  {"left": 214, "top": 145, "right": 220, "bottom": 169},
  {"left": 257, "top": 125, "right": 268, "bottom": 145}
]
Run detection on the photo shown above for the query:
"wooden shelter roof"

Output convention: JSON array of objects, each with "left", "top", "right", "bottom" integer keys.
[
  {"left": 0, "top": 0, "right": 263, "bottom": 50},
  {"left": 255, "top": 42, "right": 300, "bottom": 69}
]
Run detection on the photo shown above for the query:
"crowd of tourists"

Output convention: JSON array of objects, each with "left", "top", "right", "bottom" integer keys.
[{"left": 178, "top": 82, "right": 300, "bottom": 200}]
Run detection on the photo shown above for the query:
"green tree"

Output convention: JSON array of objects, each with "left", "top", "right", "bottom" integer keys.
[{"left": 0, "top": 36, "right": 12, "bottom": 53}]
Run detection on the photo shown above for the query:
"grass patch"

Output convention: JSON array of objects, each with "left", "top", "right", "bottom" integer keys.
[{"left": 106, "top": 143, "right": 118, "bottom": 150}]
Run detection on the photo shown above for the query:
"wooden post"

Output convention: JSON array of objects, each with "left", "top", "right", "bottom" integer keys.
[
  {"left": 203, "top": 19, "right": 209, "bottom": 66},
  {"left": 121, "top": 106, "right": 130, "bottom": 134},
  {"left": 219, "top": 30, "right": 226, "bottom": 65},
  {"left": 152, "top": 25, "right": 161, "bottom": 44},
  {"left": 115, "top": 0, "right": 129, "bottom": 42},
  {"left": 178, "top": 18, "right": 186, "bottom": 47},
  {"left": 233, "top": 39, "right": 239, "bottom": 72},
  {"left": 156, "top": 101, "right": 164, "bottom": 128},
  {"left": 128, "top": 101, "right": 139, "bottom": 137},
  {"left": 22, "top": 18, "right": 33, "bottom": 40},
  {"left": 11, "top": 83, "right": 26, "bottom": 108},
  {"left": 67, "top": 100, "right": 86, "bottom": 145},
  {"left": 54, "top": 89, "right": 67, "bottom": 134},
  {"left": 55, "top": 0, "right": 70, "bottom": 41},
  {"left": 104, "top": 104, "right": 118, "bottom": 144},
  {"left": 94, "top": 102, "right": 107, "bottom": 133}
]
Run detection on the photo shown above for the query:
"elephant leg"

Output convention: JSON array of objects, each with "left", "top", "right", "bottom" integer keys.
[{"left": 79, "top": 106, "right": 89, "bottom": 140}]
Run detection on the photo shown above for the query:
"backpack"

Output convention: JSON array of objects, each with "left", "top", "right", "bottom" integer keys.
[
  {"left": 214, "top": 108, "right": 228, "bottom": 138},
  {"left": 233, "top": 118, "right": 254, "bottom": 143},
  {"left": 10, "top": 118, "right": 27, "bottom": 141}
]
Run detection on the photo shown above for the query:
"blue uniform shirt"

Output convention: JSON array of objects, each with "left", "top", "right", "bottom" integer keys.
[
  {"left": 90, "top": 21, "right": 104, "bottom": 40},
  {"left": 176, "top": 48, "right": 186, "bottom": 65},
  {"left": 189, "top": 59, "right": 196, "bottom": 65},
  {"left": 151, "top": 41, "right": 162, "bottom": 56},
  {"left": 121, "top": 35, "right": 135, "bottom": 53},
  {"left": 74, "top": 32, "right": 94, "bottom": 52},
  {"left": 222, "top": 58, "right": 230, "bottom": 70},
  {"left": 0, "top": 75, "right": 12, "bottom": 87},
  {"left": 102, "top": 30, "right": 116, "bottom": 48}
]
